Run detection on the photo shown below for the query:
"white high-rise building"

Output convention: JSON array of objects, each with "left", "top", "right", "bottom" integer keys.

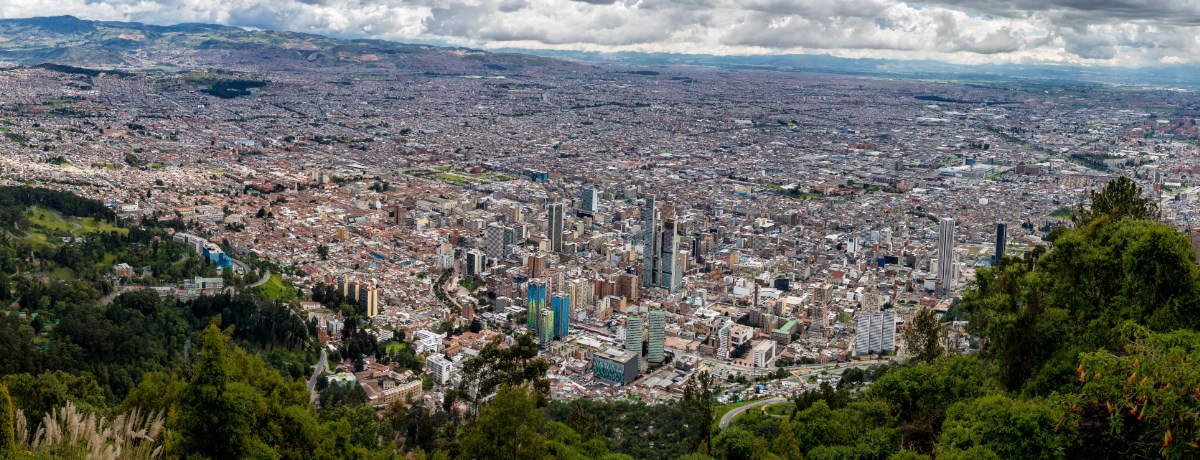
[{"left": 937, "top": 217, "right": 957, "bottom": 293}]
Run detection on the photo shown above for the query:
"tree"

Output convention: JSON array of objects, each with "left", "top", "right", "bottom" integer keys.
[
  {"left": 712, "top": 426, "right": 756, "bottom": 460},
  {"left": 935, "top": 394, "right": 1074, "bottom": 460},
  {"left": 459, "top": 333, "right": 549, "bottom": 410},
  {"left": 903, "top": 308, "right": 944, "bottom": 363},
  {"left": 173, "top": 321, "right": 252, "bottom": 459},
  {"left": 1072, "top": 176, "right": 1159, "bottom": 225},
  {"left": 0, "top": 383, "right": 14, "bottom": 456},
  {"left": 1073, "top": 324, "right": 1200, "bottom": 458},
  {"left": 460, "top": 385, "right": 549, "bottom": 459},
  {"left": 680, "top": 371, "right": 716, "bottom": 453}
]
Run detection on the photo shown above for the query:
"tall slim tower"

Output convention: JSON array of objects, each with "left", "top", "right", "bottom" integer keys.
[
  {"left": 539, "top": 308, "right": 555, "bottom": 347},
  {"left": 938, "top": 218, "right": 957, "bottom": 293},
  {"left": 660, "top": 201, "right": 682, "bottom": 292},
  {"left": 527, "top": 279, "right": 548, "bottom": 330},
  {"left": 647, "top": 309, "right": 665, "bottom": 365},
  {"left": 548, "top": 202, "right": 565, "bottom": 253},
  {"left": 994, "top": 223, "right": 1007, "bottom": 264},
  {"left": 625, "top": 313, "right": 644, "bottom": 355},
  {"left": 641, "top": 198, "right": 661, "bottom": 288},
  {"left": 551, "top": 293, "right": 571, "bottom": 339}
]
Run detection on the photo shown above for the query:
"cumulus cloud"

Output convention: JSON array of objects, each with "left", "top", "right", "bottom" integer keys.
[{"left": 4, "top": 0, "right": 1200, "bottom": 65}]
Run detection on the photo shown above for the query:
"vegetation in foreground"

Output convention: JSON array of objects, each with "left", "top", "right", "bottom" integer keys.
[{"left": 0, "top": 177, "right": 1198, "bottom": 459}]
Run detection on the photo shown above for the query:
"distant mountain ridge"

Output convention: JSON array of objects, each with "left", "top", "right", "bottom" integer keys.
[{"left": 0, "top": 15, "right": 582, "bottom": 74}]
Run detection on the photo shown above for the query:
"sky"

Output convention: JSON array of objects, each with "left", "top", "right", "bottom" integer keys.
[{"left": 3, "top": 0, "right": 1200, "bottom": 66}]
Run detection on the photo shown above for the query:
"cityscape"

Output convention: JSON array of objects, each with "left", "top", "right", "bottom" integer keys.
[{"left": 0, "top": 10, "right": 1199, "bottom": 460}]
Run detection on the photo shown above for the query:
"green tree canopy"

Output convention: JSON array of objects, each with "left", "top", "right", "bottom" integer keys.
[{"left": 1072, "top": 175, "right": 1160, "bottom": 225}]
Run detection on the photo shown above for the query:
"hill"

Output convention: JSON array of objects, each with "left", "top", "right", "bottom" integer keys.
[{"left": 0, "top": 15, "right": 584, "bottom": 75}]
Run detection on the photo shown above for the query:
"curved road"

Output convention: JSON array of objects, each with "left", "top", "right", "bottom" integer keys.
[
  {"left": 719, "top": 397, "right": 786, "bottom": 430},
  {"left": 307, "top": 348, "right": 328, "bottom": 404}
]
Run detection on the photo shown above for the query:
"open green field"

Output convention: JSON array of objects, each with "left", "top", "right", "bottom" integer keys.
[
  {"left": 22, "top": 207, "right": 128, "bottom": 239},
  {"left": 763, "top": 402, "right": 794, "bottom": 417},
  {"left": 258, "top": 273, "right": 299, "bottom": 304},
  {"left": 406, "top": 167, "right": 513, "bottom": 186}
]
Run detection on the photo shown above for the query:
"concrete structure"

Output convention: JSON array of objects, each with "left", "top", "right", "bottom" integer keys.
[
  {"left": 995, "top": 222, "right": 1007, "bottom": 264},
  {"left": 539, "top": 308, "right": 555, "bottom": 347},
  {"left": 580, "top": 185, "right": 599, "bottom": 214},
  {"left": 937, "top": 217, "right": 957, "bottom": 292},
  {"left": 465, "top": 249, "right": 486, "bottom": 276},
  {"left": 751, "top": 340, "right": 777, "bottom": 367},
  {"left": 647, "top": 308, "right": 665, "bottom": 365},
  {"left": 624, "top": 313, "right": 644, "bottom": 355},
  {"left": 551, "top": 292, "right": 570, "bottom": 339},
  {"left": 527, "top": 279, "right": 548, "bottom": 330},
  {"left": 592, "top": 348, "right": 639, "bottom": 385},
  {"left": 548, "top": 202, "right": 565, "bottom": 253},
  {"left": 641, "top": 198, "right": 682, "bottom": 292},
  {"left": 854, "top": 310, "right": 896, "bottom": 356}
]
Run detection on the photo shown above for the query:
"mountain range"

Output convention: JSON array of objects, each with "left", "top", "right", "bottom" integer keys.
[{"left": 4, "top": 15, "right": 1200, "bottom": 88}]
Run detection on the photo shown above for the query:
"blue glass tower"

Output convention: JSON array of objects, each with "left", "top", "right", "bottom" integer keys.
[{"left": 551, "top": 293, "right": 570, "bottom": 339}]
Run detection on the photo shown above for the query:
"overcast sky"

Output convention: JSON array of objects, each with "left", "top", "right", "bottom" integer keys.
[{"left": 3, "top": 0, "right": 1200, "bottom": 66}]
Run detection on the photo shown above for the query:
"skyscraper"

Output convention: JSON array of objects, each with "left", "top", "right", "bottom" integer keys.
[
  {"left": 994, "top": 223, "right": 1007, "bottom": 264},
  {"left": 484, "top": 222, "right": 506, "bottom": 261},
  {"left": 641, "top": 198, "right": 682, "bottom": 292},
  {"left": 641, "top": 198, "right": 661, "bottom": 288},
  {"left": 660, "top": 202, "right": 682, "bottom": 292},
  {"left": 580, "top": 185, "right": 599, "bottom": 214},
  {"left": 539, "top": 308, "right": 555, "bottom": 347},
  {"left": 938, "top": 217, "right": 956, "bottom": 292},
  {"left": 647, "top": 308, "right": 665, "bottom": 365},
  {"left": 548, "top": 202, "right": 564, "bottom": 253},
  {"left": 551, "top": 293, "right": 570, "bottom": 339},
  {"left": 527, "top": 279, "right": 547, "bottom": 330},
  {"left": 625, "top": 313, "right": 644, "bottom": 354}
]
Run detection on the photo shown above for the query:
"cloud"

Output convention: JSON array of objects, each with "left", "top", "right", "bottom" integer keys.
[{"left": 4, "top": 0, "right": 1200, "bottom": 65}]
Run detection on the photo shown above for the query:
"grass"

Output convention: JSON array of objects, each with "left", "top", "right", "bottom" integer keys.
[
  {"left": 1049, "top": 207, "right": 1073, "bottom": 219},
  {"left": 49, "top": 266, "right": 76, "bottom": 281},
  {"left": 712, "top": 397, "right": 770, "bottom": 431},
  {"left": 763, "top": 402, "right": 794, "bottom": 417},
  {"left": 258, "top": 273, "right": 299, "bottom": 304},
  {"left": 27, "top": 207, "right": 72, "bottom": 233},
  {"left": 458, "top": 278, "right": 481, "bottom": 293}
]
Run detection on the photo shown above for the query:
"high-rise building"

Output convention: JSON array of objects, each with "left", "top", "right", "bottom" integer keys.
[
  {"left": 529, "top": 253, "right": 547, "bottom": 278},
  {"left": 337, "top": 276, "right": 379, "bottom": 317},
  {"left": 647, "top": 309, "right": 665, "bottom": 365},
  {"left": 641, "top": 198, "right": 661, "bottom": 288},
  {"left": 465, "top": 249, "right": 486, "bottom": 277},
  {"left": 993, "top": 222, "right": 1007, "bottom": 264},
  {"left": 548, "top": 202, "right": 565, "bottom": 253},
  {"left": 854, "top": 310, "right": 896, "bottom": 356},
  {"left": 641, "top": 198, "right": 682, "bottom": 292},
  {"left": 484, "top": 222, "right": 506, "bottom": 261},
  {"left": 660, "top": 202, "right": 682, "bottom": 292},
  {"left": 551, "top": 293, "right": 570, "bottom": 339},
  {"left": 624, "top": 313, "right": 644, "bottom": 354},
  {"left": 580, "top": 185, "right": 599, "bottom": 214},
  {"left": 539, "top": 308, "right": 555, "bottom": 347},
  {"left": 937, "top": 217, "right": 957, "bottom": 292},
  {"left": 716, "top": 320, "right": 732, "bottom": 360},
  {"left": 527, "top": 279, "right": 548, "bottom": 330}
]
